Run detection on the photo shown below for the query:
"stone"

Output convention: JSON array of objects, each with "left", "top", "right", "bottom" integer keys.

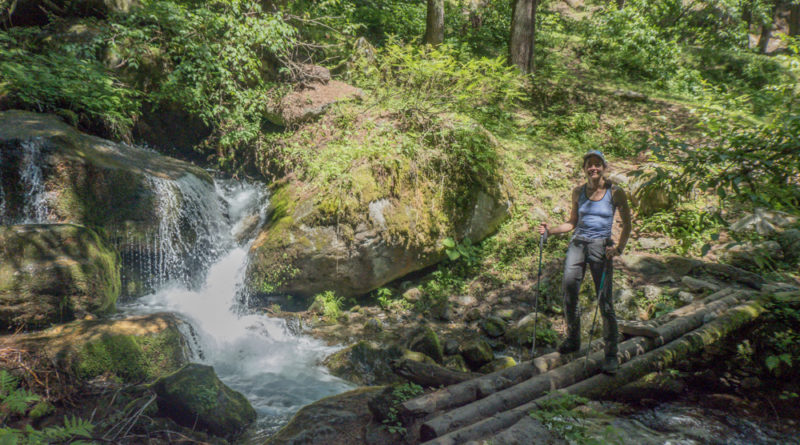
[
  {"left": 443, "top": 339, "right": 460, "bottom": 356},
  {"left": 1, "top": 313, "right": 189, "bottom": 383},
  {"left": 478, "top": 356, "right": 517, "bottom": 373},
  {"left": 777, "top": 229, "right": 800, "bottom": 265},
  {"left": 487, "top": 415, "right": 567, "bottom": 444},
  {"left": 730, "top": 208, "right": 798, "bottom": 236},
  {"left": 153, "top": 364, "right": 256, "bottom": 440},
  {"left": 247, "top": 172, "right": 510, "bottom": 299},
  {"left": 621, "top": 254, "right": 668, "bottom": 276},
  {"left": 323, "top": 341, "right": 404, "bottom": 386},
  {"left": 638, "top": 237, "right": 673, "bottom": 250},
  {"left": 677, "top": 291, "right": 695, "bottom": 304},
  {"left": 494, "top": 309, "right": 516, "bottom": 320},
  {"left": 265, "top": 387, "right": 381, "bottom": 445},
  {"left": 642, "top": 284, "right": 663, "bottom": 301},
  {"left": 406, "top": 326, "right": 444, "bottom": 364},
  {"left": 681, "top": 276, "right": 720, "bottom": 293},
  {"left": 461, "top": 339, "right": 494, "bottom": 370},
  {"left": 721, "top": 241, "right": 783, "bottom": 271},
  {"left": 454, "top": 294, "right": 478, "bottom": 307},
  {"left": 402, "top": 287, "right": 423, "bottom": 303},
  {"left": 364, "top": 318, "right": 383, "bottom": 333},
  {"left": 444, "top": 355, "right": 469, "bottom": 373},
  {"left": 465, "top": 308, "right": 482, "bottom": 322},
  {"left": 480, "top": 316, "right": 507, "bottom": 338},
  {"left": 0, "top": 110, "right": 218, "bottom": 299},
  {"left": 0, "top": 224, "right": 119, "bottom": 331},
  {"left": 265, "top": 80, "right": 364, "bottom": 127}
]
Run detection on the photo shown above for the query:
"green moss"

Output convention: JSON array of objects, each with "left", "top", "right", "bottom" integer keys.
[{"left": 74, "top": 327, "right": 185, "bottom": 382}]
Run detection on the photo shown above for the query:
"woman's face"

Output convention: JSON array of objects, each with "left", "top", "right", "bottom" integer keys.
[{"left": 583, "top": 156, "right": 605, "bottom": 180}]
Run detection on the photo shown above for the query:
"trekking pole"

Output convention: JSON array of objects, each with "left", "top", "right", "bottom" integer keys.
[
  {"left": 531, "top": 230, "right": 547, "bottom": 358},
  {"left": 584, "top": 259, "right": 609, "bottom": 374}
]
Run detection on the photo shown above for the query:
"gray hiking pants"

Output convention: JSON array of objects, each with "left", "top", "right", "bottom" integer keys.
[{"left": 563, "top": 236, "right": 618, "bottom": 357}]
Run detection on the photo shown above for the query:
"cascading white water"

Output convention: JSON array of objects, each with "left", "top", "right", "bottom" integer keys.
[
  {"left": 0, "top": 150, "right": 6, "bottom": 223},
  {"left": 19, "top": 139, "right": 51, "bottom": 224},
  {"left": 126, "top": 177, "right": 352, "bottom": 437}
]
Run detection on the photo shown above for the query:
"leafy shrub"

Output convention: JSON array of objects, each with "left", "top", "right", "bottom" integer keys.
[
  {"left": 311, "top": 290, "right": 343, "bottom": 319},
  {"left": 381, "top": 382, "right": 423, "bottom": 435},
  {"left": 0, "top": 28, "right": 139, "bottom": 137},
  {"left": 756, "top": 294, "right": 800, "bottom": 379},
  {"left": 638, "top": 209, "right": 724, "bottom": 255}
]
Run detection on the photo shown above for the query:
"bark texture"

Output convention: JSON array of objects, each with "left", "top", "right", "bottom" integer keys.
[
  {"left": 425, "top": 0, "right": 445, "bottom": 45},
  {"left": 509, "top": 0, "right": 538, "bottom": 73}
]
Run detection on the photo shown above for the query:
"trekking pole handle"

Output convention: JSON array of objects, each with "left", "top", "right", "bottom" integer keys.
[{"left": 540, "top": 230, "right": 548, "bottom": 248}]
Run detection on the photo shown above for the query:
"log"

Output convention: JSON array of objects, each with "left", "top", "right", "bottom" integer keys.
[
  {"left": 401, "top": 287, "right": 747, "bottom": 421},
  {"left": 619, "top": 320, "right": 659, "bottom": 338},
  {"left": 426, "top": 298, "right": 767, "bottom": 444},
  {"left": 417, "top": 291, "right": 751, "bottom": 441},
  {"left": 391, "top": 359, "right": 479, "bottom": 388}
]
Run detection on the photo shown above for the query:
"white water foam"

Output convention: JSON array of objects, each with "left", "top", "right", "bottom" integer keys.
[
  {"left": 19, "top": 140, "right": 52, "bottom": 224},
  {"left": 126, "top": 178, "right": 352, "bottom": 435}
]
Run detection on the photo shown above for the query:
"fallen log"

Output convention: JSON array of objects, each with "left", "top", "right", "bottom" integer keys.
[
  {"left": 391, "top": 359, "right": 479, "bottom": 387},
  {"left": 425, "top": 298, "right": 767, "bottom": 444},
  {"left": 401, "top": 287, "right": 747, "bottom": 421},
  {"left": 417, "top": 290, "right": 752, "bottom": 441},
  {"left": 618, "top": 320, "right": 659, "bottom": 338}
]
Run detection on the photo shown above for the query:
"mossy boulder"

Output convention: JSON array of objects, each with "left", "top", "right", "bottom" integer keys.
[
  {"left": 406, "top": 326, "right": 444, "bottom": 364},
  {"left": 153, "top": 363, "right": 256, "bottom": 440},
  {"left": 0, "top": 224, "right": 119, "bottom": 332},
  {"left": 4, "top": 313, "right": 188, "bottom": 382},
  {"left": 480, "top": 315, "right": 507, "bottom": 338},
  {"left": 461, "top": 339, "right": 494, "bottom": 370},
  {"left": 247, "top": 171, "right": 510, "bottom": 299},
  {"left": 323, "top": 340, "right": 404, "bottom": 386},
  {"left": 0, "top": 110, "right": 216, "bottom": 298},
  {"left": 266, "top": 386, "right": 383, "bottom": 445},
  {"left": 478, "top": 356, "right": 517, "bottom": 373}
]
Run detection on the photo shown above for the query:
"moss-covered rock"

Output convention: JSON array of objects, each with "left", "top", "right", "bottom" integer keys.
[
  {"left": 153, "top": 363, "right": 256, "bottom": 440},
  {"left": 0, "top": 224, "right": 119, "bottom": 331},
  {"left": 444, "top": 354, "right": 469, "bottom": 373},
  {"left": 323, "top": 340, "right": 404, "bottom": 386},
  {"left": 480, "top": 315, "right": 507, "bottom": 338},
  {"left": 0, "top": 110, "right": 216, "bottom": 298},
  {"left": 246, "top": 105, "right": 511, "bottom": 299},
  {"left": 478, "top": 356, "right": 517, "bottom": 373},
  {"left": 461, "top": 339, "right": 494, "bottom": 370},
  {"left": 266, "top": 386, "right": 383, "bottom": 445},
  {"left": 406, "top": 326, "right": 444, "bottom": 364},
  {"left": 4, "top": 313, "right": 188, "bottom": 382}
]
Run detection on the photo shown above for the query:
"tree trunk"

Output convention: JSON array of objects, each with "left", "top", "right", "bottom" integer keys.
[
  {"left": 758, "top": 4, "right": 779, "bottom": 54},
  {"left": 424, "top": 298, "right": 767, "bottom": 444},
  {"left": 401, "top": 287, "right": 743, "bottom": 420},
  {"left": 509, "top": 0, "right": 538, "bottom": 73},
  {"left": 425, "top": 0, "right": 445, "bottom": 45},
  {"left": 416, "top": 290, "right": 753, "bottom": 441}
]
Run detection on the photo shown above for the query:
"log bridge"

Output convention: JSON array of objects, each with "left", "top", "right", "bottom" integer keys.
[{"left": 398, "top": 287, "right": 768, "bottom": 444}]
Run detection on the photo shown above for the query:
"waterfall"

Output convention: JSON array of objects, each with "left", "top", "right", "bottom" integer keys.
[
  {"left": 126, "top": 177, "right": 352, "bottom": 437},
  {"left": 0, "top": 150, "right": 6, "bottom": 223},
  {"left": 19, "top": 140, "right": 51, "bottom": 224}
]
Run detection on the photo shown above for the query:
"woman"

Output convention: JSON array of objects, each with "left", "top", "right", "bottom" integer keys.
[{"left": 538, "top": 150, "right": 631, "bottom": 373}]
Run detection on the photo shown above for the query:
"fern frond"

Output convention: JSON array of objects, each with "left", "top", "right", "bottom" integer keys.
[{"left": 0, "top": 371, "right": 18, "bottom": 398}]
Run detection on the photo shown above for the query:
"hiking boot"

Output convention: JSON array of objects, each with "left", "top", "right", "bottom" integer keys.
[
  {"left": 601, "top": 355, "right": 619, "bottom": 374},
  {"left": 557, "top": 338, "right": 580, "bottom": 354}
]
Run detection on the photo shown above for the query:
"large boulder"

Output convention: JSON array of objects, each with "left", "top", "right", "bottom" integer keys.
[
  {"left": 153, "top": 363, "right": 257, "bottom": 440},
  {"left": 1, "top": 313, "right": 189, "bottom": 382},
  {"left": 0, "top": 224, "right": 119, "bottom": 332},
  {"left": 266, "top": 386, "right": 383, "bottom": 445},
  {"left": 0, "top": 110, "right": 222, "bottom": 298},
  {"left": 778, "top": 229, "right": 800, "bottom": 266},
  {"left": 247, "top": 172, "right": 510, "bottom": 299}
]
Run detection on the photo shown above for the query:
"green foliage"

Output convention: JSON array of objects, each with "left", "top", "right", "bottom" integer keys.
[
  {"left": 443, "top": 0, "right": 512, "bottom": 56},
  {"left": 530, "top": 392, "right": 621, "bottom": 444},
  {"left": 638, "top": 209, "right": 724, "bottom": 255},
  {"left": 756, "top": 293, "right": 800, "bottom": 378},
  {"left": 0, "top": 371, "right": 94, "bottom": 444},
  {"left": 534, "top": 326, "right": 560, "bottom": 347},
  {"left": 312, "top": 290, "right": 343, "bottom": 319},
  {"left": 381, "top": 382, "right": 423, "bottom": 435},
  {"left": 0, "top": 28, "right": 139, "bottom": 137}
]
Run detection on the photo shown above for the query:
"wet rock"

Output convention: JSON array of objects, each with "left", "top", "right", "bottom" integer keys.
[
  {"left": 480, "top": 316, "right": 507, "bottom": 338},
  {"left": 0, "top": 224, "right": 119, "bottom": 331},
  {"left": 461, "top": 339, "right": 494, "bottom": 370},
  {"left": 479, "top": 356, "right": 517, "bottom": 373},
  {"left": 266, "top": 386, "right": 381, "bottom": 445},
  {"left": 153, "top": 363, "right": 256, "bottom": 440},
  {"left": 406, "top": 326, "right": 444, "bottom": 364},
  {"left": 681, "top": 276, "right": 720, "bottom": 293},
  {"left": 323, "top": 341, "right": 403, "bottom": 386},
  {"left": 1, "top": 313, "right": 189, "bottom": 382},
  {"left": 487, "top": 415, "right": 567, "bottom": 444},
  {"left": 443, "top": 338, "right": 460, "bottom": 356},
  {"left": 610, "top": 372, "right": 686, "bottom": 402}
]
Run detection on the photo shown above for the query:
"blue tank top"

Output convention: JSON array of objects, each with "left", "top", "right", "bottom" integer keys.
[{"left": 574, "top": 185, "right": 614, "bottom": 239}]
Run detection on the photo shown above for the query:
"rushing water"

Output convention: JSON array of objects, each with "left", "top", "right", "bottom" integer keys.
[{"left": 123, "top": 177, "right": 353, "bottom": 438}]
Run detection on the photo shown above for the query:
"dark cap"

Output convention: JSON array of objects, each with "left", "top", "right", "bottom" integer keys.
[{"left": 582, "top": 150, "right": 607, "bottom": 167}]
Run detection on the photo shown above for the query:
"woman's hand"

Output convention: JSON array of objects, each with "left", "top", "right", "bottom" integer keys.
[{"left": 538, "top": 223, "right": 549, "bottom": 236}]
